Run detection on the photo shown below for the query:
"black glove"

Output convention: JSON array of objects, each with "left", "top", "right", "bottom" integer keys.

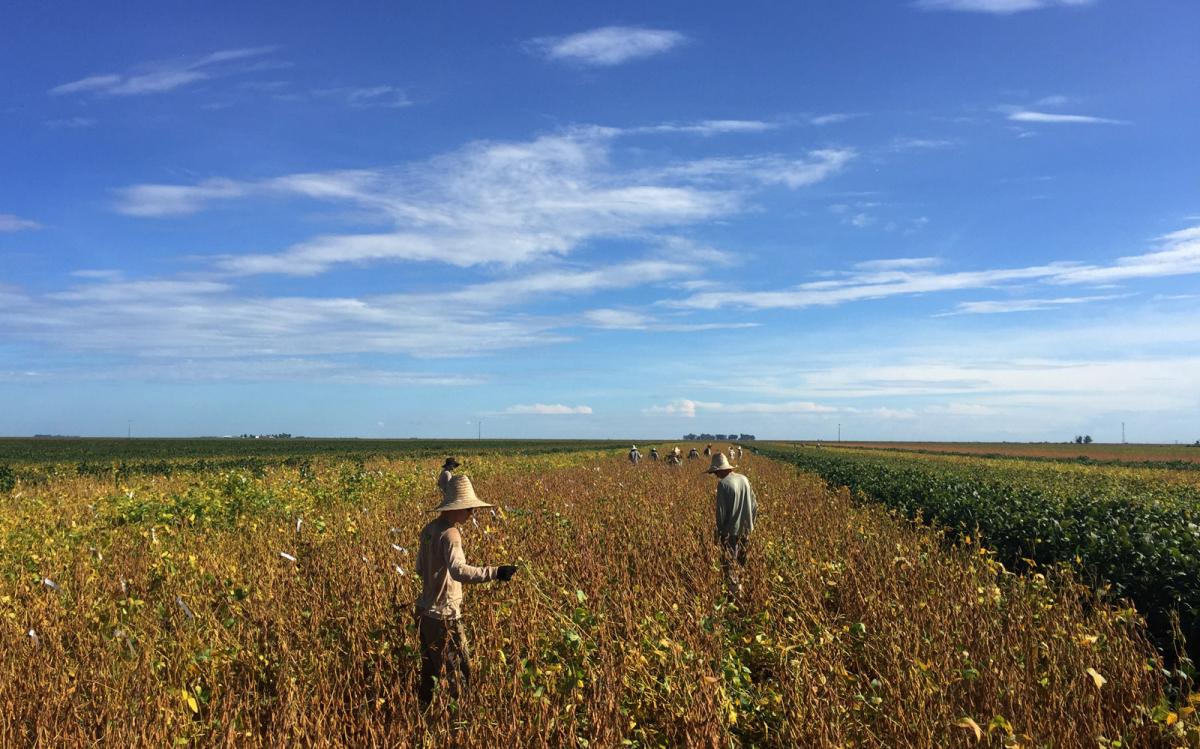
[{"left": 496, "top": 565, "right": 518, "bottom": 582}]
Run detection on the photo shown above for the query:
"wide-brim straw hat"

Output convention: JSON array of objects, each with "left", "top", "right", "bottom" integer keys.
[
  {"left": 706, "top": 452, "right": 736, "bottom": 473},
  {"left": 431, "top": 475, "right": 493, "bottom": 512}
]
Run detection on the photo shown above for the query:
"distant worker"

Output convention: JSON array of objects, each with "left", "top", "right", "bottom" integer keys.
[
  {"left": 736, "top": 445, "right": 744, "bottom": 461},
  {"left": 667, "top": 446, "right": 682, "bottom": 467},
  {"left": 707, "top": 452, "right": 758, "bottom": 593},
  {"left": 703, "top": 444, "right": 712, "bottom": 457},
  {"left": 437, "top": 457, "right": 460, "bottom": 497},
  {"left": 649, "top": 447, "right": 659, "bottom": 461},
  {"left": 628, "top": 445, "right": 641, "bottom": 464},
  {"left": 688, "top": 447, "right": 700, "bottom": 461},
  {"left": 415, "top": 475, "right": 518, "bottom": 707}
]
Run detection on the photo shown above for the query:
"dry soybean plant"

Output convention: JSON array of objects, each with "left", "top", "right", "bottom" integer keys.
[{"left": 0, "top": 449, "right": 1196, "bottom": 747}]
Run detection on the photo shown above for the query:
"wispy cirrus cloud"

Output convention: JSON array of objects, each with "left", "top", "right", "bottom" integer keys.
[
  {"left": 644, "top": 398, "right": 837, "bottom": 417},
  {"left": 809, "top": 113, "right": 860, "bottom": 126},
  {"left": 889, "top": 136, "right": 959, "bottom": 150},
  {"left": 941, "top": 293, "right": 1129, "bottom": 315},
  {"left": 670, "top": 224, "right": 1200, "bottom": 310},
  {"left": 1007, "top": 110, "right": 1126, "bottom": 125},
  {"left": 114, "top": 129, "right": 852, "bottom": 275},
  {"left": 1001, "top": 95, "right": 1126, "bottom": 126},
  {"left": 49, "top": 46, "right": 280, "bottom": 96},
  {"left": 626, "top": 119, "right": 778, "bottom": 136},
  {"left": 531, "top": 26, "right": 687, "bottom": 66},
  {"left": 915, "top": 0, "right": 1095, "bottom": 14},
  {"left": 311, "top": 85, "right": 411, "bottom": 109},
  {"left": 656, "top": 148, "right": 856, "bottom": 189},
  {"left": 504, "top": 403, "right": 593, "bottom": 415},
  {"left": 0, "top": 213, "right": 41, "bottom": 232},
  {"left": 581, "top": 307, "right": 757, "bottom": 332},
  {"left": 854, "top": 257, "right": 940, "bottom": 271},
  {"left": 0, "top": 252, "right": 739, "bottom": 367}
]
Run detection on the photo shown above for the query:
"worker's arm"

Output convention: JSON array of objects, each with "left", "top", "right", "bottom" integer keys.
[{"left": 444, "top": 529, "right": 497, "bottom": 583}]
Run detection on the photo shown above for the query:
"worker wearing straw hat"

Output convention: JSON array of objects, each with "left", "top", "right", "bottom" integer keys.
[
  {"left": 415, "top": 475, "right": 517, "bottom": 706},
  {"left": 707, "top": 452, "right": 757, "bottom": 593},
  {"left": 437, "top": 457, "right": 460, "bottom": 497},
  {"left": 628, "top": 445, "right": 641, "bottom": 464}
]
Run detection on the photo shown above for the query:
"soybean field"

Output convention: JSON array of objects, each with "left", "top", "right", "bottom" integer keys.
[{"left": 1, "top": 441, "right": 1198, "bottom": 747}]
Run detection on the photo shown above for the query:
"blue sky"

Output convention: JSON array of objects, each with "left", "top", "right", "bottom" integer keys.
[{"left": 2, "top": 0, "right": 1198, "bottom": 440}]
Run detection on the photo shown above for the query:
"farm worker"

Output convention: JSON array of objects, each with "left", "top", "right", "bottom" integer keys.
[
  {"left": 736, "top": 445, "right": 744, "bottom": 461},
  {"left": 704, "top": 444, "right": 712, "bottom": 457},
  {"left": 649, "top": 447, "right": 659, "bottom": 461},
  {"left": 707, "top": 452, "right": 757, "bottom": 592},
  {"left": 415, "top": 475, "right": 518, "bottom": 706},
  {"left": 437, "top": 457, "right": 460, "bottom": 497},
  {"left": 688, "top": 447, "right": 700, "bottom": 460},
  {"left": 629, "top": 445, "right": 641, "bottom": 464}
]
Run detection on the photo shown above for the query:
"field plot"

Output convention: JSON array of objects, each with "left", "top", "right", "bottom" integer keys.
[
  {"left": 829, "top": 441, "right": 1200, "bottom": 466},
  {"left": 1, "top": 446, "right": 1196, "bottom": 747},
  {"left": 760, "top": 445, "right": 1200, "bottom": 664}
]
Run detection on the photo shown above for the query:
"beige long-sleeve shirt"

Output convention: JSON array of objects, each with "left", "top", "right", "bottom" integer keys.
[
  {"left": 415, "top": 516, "right": 496, "bottom": 620},
  {"left": 715, "top": 472, "right": 758, "bottom": 538},
  {"left": 437, "top": 469, "right": 454, "bottom": 495}
]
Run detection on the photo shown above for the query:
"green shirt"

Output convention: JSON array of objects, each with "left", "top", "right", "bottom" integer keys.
[{"left": 715, "top": 472, "right": 757, "bottom": 538}]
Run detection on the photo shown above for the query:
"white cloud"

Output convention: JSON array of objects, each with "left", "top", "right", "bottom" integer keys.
[
  {"left": 645, "top": 399, "right": 836, "bottom": 417},
  {"left": 4, "top": 358, "right": 486, "bottom": 387},
  {"left": 890, "top": 136, "right": 958, "bottom": 150},
  {"left": 915, "top": 0, "right": 1095, "bottom": 14},
  {"left": 854, "top": 257, "right": 940, "bottom": 271},
  {"left": 1007, "top": 111, "right": 1126, "bottom": 125},
  {"left": 645, "top": 399, "right": 698, "bottom": 417},
  {"left": 1050, "top": 226, "right": 1200, "bottom": 284},
  {"left": 583, "top": 308, "right": 648, "bottom": 329},
  {"left": 532, "top": 26, "right": 686, "bottom": 66},
  {"left": 629, "top": 120, "right": 777, "bottom": 136},
  {"left": 659, "top": 148, "right": 856, "bottom": 189},
  {"left": 0, "top": 251, "right": 727, "bottom": 366},
  {"left": 46, "top": 279, "right": 232, "bottom": 303},
  {"left": 671, "top": 224, "right": 1200, "bottom": 311},
  {"left": 943, "top": 293, "right": 1129, "bottom": 315},
  {"left": 505, "top": 404, "right": 593, "bottom": 415},
  {"left": 49, "top": 46, "right": 280, "bottom": 97},
  {"left": 0, "top": 214, "right": 41, "bottom": 232},
  {"left": 116, "top": 130, "right": 850, "bottom": 274},
  {"left": 809, "top": 113, "right": 859, "bottom": 126},
  {"left": 926, "top": 402, "right": 1003, "bottom": 417},
  {"left": 115, "top": 178, "right": 251, "bottom": 217},
  {"left": 311, "top": 85, "right": 411, "bottom": 109},
  {"left": 581, "top": 307, "right": 758, "bottom": 332}
]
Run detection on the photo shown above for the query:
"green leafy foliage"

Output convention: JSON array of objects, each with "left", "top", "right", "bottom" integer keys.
[{"left": 760, "top": 444, "right": 1200, "bottom": 658}]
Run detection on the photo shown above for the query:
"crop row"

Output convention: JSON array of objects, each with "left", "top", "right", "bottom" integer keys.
[
  {"left": 0, "top": 437, "right": 630, "bottom": 464},
  {"left": 759, "top": 444, "right": 1200, "bottom": 661},
  {"left": 2, "top": 449, "right": 1194, "bottom": 745}
]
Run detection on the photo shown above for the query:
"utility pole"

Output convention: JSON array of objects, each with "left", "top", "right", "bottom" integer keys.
[
  {"left": 837, "top": 423, "right": 841, "bottom": 442},
  {"left": 1121, "top": 422, "right": 1126, "bottom": 444},
  {"left": 127, "top": 420, "right": 132, "bottom": 439},
  {"left": 477, "top": 418, "right": 483, "bottom": 440}
]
